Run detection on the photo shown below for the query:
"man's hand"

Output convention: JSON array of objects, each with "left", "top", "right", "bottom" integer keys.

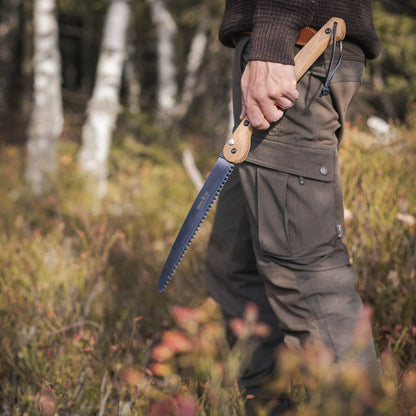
[{"left": 240, "top": 60, "right": 299, "bottom": 130}]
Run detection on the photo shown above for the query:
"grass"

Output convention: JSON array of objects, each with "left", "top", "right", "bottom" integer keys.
[
  {"left": 340, "top": 125, "right": 416, "bottom": 367},
  {"left": 0, "top": 116, "right": 415, "bottom": 415}
]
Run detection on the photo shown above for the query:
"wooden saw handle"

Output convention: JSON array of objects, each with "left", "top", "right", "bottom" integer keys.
[{"left": 222, "top": 17, "right": 346, "bottom": 164}]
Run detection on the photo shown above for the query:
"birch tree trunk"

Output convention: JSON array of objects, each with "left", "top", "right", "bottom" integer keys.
[
  {"left": 25, "top": 0, "right": 63, "bottom": 195},
  {"left": 175, "top": 19, "right": 208, "bottom": 119},
  {"left": 146, "top": 0, "right": 177, "bottom": 120},
  {"left": 146, "top": 1, "right": 208, "bottom": 122},
  {"left": 77, "top": 0, "right": 131, "bottom": 198}
]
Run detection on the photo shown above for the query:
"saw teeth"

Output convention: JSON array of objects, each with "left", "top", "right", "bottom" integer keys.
[{"left": 158, "top": 163, "right": 234, "bottom": 292}]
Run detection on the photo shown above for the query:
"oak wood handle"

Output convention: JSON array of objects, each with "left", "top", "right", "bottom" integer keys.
[{"left": 222, "top": 17, "right": 346, "bottom": 164}]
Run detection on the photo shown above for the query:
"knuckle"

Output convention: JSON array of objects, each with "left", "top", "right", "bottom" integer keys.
[{"left": 249, "top": 115, "right": 269, "bottom": 130}]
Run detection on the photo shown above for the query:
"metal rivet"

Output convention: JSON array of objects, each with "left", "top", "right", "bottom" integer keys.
[
  {"left": 244, "top": 120, "right": 249, "bottom": 126},
  {"left": 320, "top": 166, "right": 329, "bottom": 175},
  {"left": 231, "top": 148, "right": 237, "bottom": 154},
  {"left": 228, "top": 139, "right": 235, "bottom": 146},
  {"left": 325, "top": 28, "right": 331, "bottom": 34}
]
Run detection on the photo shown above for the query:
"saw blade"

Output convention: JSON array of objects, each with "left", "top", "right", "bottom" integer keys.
[{"left": 158, "top": 155, "right": 234, "bottom": 292}]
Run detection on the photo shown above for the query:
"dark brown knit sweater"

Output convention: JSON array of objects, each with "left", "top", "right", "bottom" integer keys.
[{"left": 219, "top": 0, "right": 381, "bottom": 64}]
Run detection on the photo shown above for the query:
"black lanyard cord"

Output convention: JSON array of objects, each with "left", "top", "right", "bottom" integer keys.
[{"left": 319, "top": 22, "right": 343, "bottom": 97}]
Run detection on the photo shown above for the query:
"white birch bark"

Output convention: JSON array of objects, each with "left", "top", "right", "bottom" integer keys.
[
  {"left": 77, "top": 0, "right": 131, "bottom": 197},
  {"left": 146, "top": 0, "right": 178, "bottom": 119},
  {"left": 25, "top": 0, "right": 63, "bottom": 195},
  {"left": 175, "top": 19, "right": 208, "bottom": 119}
]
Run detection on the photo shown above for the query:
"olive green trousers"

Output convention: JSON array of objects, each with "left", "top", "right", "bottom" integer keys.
[{"left": 205, "top": 37, "right": 380, "bottom": 395}]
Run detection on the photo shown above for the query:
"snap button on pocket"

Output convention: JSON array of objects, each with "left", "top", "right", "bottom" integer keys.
[{"left": 320, "top": 166, "right": 329, "bottom": 176}]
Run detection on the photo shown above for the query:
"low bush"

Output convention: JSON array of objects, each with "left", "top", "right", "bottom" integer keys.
[{"left": 0, "top": 119, "right": 414, "bottom": 415}]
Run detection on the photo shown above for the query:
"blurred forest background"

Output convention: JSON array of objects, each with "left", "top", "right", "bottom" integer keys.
[
  {"left": 0, "top": 0, "right": 415, "bottom": 190},
  {"left": 0, "top": 0, "right": 416, "bottom": 415}
]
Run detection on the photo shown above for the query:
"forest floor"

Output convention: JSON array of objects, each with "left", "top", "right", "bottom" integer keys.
[{"left": 0, "top": 114, "right": 415, "bottom": 415}]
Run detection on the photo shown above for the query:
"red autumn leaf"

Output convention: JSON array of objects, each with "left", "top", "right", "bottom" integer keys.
[
  {"left": 253, "top": 322, "right": 271, "bottom": 338},
  {"left": 148, "top": 394, "right": 198, "bottom": 416},
  {"left": 243, "top": 302, "right": 259, "bottom": 323},
  {"left": 120, "top": 368, "right": 143, "bottom": 385},
  {"left": 172, "top": 306, "right": 198, "bottom": 329},
  {"left": 151, "top": 344, "right": 174, "bottom": 362},
  {"left": 162, "top": 330, "right": 193, "bottom": 353},
  {"left": 150, "top": 363, "right": 173, "bottom": 377},
  {"left": 229, "top": 319, "right": 247, "bottom": 338}
]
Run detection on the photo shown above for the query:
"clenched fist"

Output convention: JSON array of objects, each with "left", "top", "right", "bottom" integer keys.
[{"left": 240, "top": 60, "right": 299, "bottom": 130}]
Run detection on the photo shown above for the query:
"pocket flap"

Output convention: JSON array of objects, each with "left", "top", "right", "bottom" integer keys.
[{"left": 246, "top": 137, "right": 335, "bottom": 182}]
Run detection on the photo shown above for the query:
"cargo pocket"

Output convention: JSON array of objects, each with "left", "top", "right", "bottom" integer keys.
[
  {"left": 248, "top": 139, "right": 340, "bottom": 260},
  {"left": 285, "top": 167, "right": 337, "bottom": 258}
]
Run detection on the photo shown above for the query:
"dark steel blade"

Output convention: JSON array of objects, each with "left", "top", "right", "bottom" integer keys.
[{"left": 158, "top": 154, "right": 234, "bottom": 292}]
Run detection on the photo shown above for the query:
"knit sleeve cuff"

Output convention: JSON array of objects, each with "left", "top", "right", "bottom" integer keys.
[
  {"left": 248, "top": 1, "right": 313, "bottom": 65},
  {"left": 248, "top": 24, "right": 299, "bottom": 65}
]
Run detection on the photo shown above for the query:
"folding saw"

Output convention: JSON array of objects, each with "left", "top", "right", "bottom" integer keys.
[{"left": 158, "top": 17, "right": 346, "bottom": 292}]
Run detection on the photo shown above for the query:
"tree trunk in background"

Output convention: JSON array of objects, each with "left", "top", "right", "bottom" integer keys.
[
  {"left": 25, "top": 0, "right": 63, "bottom": 195},
  {"left": 0, "top": 0, "right": 22, "bottom": 111},
  {"left": 125, "top": 57, "right": 141, "bottom": 114},
  {"left": 77, "top": 0, "right": 131, "bottom": 198},
  {"left": 372, "top": 51, "right": 398, "bottom": 121},
  {"left": 146, "top": 0, "right": 177, "bottom": 120},
  {"left": 175, "top": 19, "right": 208, "bottom": 119}
]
